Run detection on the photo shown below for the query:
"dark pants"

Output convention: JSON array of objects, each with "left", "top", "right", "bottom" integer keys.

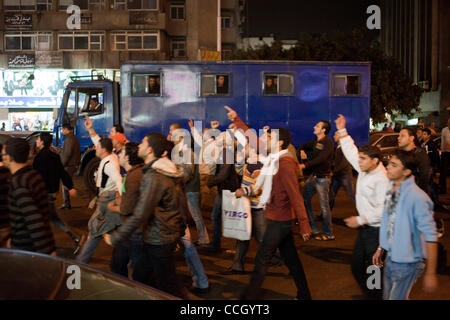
[
  {"left": 132, "top": 242, "right": 185, "bottom": 298},
  {"left": 110, "top": 232, "right": 143, "bottom": 278},
  {"left": 351, "top": 226, "right": 382, "bottom": 300},
  {"left": 48, "top": 193, "right": 76, "bottom": 240},
  {"left": 439, "top": 152, "right": 450, "bottom": 193},
  {"left": 232, "top": 208, "right": 282, "bottom": 272},
  {"left": 329, "top": 173, "right": 355, "bottom": 210},
  {"left": 243, "top": 219, "right": 311, "bottom": 300},
  {"left": 62, "top": 166, "right": 77, "bottom": 207}
]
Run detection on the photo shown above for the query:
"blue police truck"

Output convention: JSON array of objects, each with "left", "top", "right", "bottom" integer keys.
[{"left": 53, "top": 61, "right": 371, "bottom": 192}]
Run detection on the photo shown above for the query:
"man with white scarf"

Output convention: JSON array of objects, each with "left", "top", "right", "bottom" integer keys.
[{"left": 230, "top": 123, "right": 312, "bottom": 299}]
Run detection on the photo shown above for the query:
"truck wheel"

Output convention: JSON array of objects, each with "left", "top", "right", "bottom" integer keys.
[{"left": 83, "top": 158, "right": 100, "bottom": 195}]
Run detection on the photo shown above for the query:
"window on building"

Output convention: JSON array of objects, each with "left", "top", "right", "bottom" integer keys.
[
  {"left": 132, "top": 74, "right": 161, "bottom": 96},
  {"left": 59, "top": 0, "right": 104, "bottom": 10},
  {"left": 201, "top": 74, "right": 229, "bottom": 96},
  {"left": 171, "top": 38, "right": 186, "bottom": 58},
  {"left": 221, "top": 17, "right": 231, "bottom": 29},
  {"left": 170, "top": 3, "right": 185, "bottom": 19},
  {"left": 111, "top": 31, "right": 159, "bottom": 51},
  {"left": 263, "top": 74, "right": 293, "bottom": 95},
  {"left": 221, "top": 49, "right": 232, "bottom": 60},
  {"left": 58, "top": 31, "right": 104, "bottom": 51},
  {"left": 332, "top": 74, "right": 360, "bottom": 96},
  {"left": 36, "top": 32, "right": 53, "bottom": 50},
  {"left": 113, "top": 0, "right": 157, "bottom": 10},
  {"left": 5, "top": 32, "right": 35, "bottom": 51},
  {"left": 4, "top": 0, "right": 52, "bottom": 10}
]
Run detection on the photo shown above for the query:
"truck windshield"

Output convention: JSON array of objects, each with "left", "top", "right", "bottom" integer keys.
[{"left": 63, "top": 87, "right": 104, "bottom": 119}]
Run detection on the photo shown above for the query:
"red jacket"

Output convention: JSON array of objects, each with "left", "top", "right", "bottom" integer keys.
[{"left": 265, "top": 154, "right": 311, "bottom": 235}]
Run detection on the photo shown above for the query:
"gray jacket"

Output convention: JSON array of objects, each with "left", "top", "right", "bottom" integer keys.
[{"left": 60, "top": 132, "right": 81, "bottom": 168}]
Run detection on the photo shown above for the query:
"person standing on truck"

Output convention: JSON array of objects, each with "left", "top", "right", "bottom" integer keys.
[
  {"left": 298, "top": 120, "right": 335, "bottom": 241},
  {"left": 59, "top": 123, "right": 80, "bottom": 210},
  {"left": 33, "top": 132, "right": 84, "bottom": 254},
  {"left": 76, "top": 118, "right": 123, "bottom": 264}
]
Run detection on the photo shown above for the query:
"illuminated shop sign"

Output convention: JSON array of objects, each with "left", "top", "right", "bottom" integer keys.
[{"left": 0, "top": 97, "right": 62, "bottom": 108}]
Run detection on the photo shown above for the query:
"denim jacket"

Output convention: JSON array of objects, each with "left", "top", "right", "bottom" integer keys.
[{"left": 380, "top": 176, "right": 437, "bottom": 263}]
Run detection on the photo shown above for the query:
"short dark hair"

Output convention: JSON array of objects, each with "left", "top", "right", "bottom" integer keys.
[
  {"left": 401, "top": 128, "right": 419, "bottom": 146},
  {"left": 391, "top": 149, "right": 418, "bottom": 175},
  {"left": 164, "top": 140, "right": 175, "bottom": 160},
  {"left": 422, "top": 128, "right": 432, "bottom": 135},
  {"left": 358, "top": 145, "right": 381, "bottom": 160},
  {"left": 62, "top": 123, "right": 73, "bottom": 131},
  {"left": 124, "top": 142, "right": 144, "bottom": 166},
  {"left": 113, "top": 124, "right": 124, "bottom": 134},
  {"left": 39, "top": 132, "right": 53, "bottom": 148},
  {"left": 274, "top": 127, "right": 291, "bottom": 150},
  {"left": 6, "top": 138, "right": 30, "bottom": 164},
  {"left": 320, "top": 120, "right": 331, "bottom": 135},
  {"left": 145, "top": 132, "right": 167, "bottom": 158},
  {"left": 99, "top": 138, "right": 113, "bottom": 153}
]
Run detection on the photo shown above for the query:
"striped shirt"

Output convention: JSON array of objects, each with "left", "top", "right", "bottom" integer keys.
[
  {"left": 8, "top": 165, "right": 55, "bottom": 254},
  {"left": 0, "top": 166, "right": 10, "bottom": 230},
  {"left": 238, "top": 162, "right": 263, "bottom": 209}
]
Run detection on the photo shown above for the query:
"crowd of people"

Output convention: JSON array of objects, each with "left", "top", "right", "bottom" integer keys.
[{"left": 0, "top": 106, "right": 447, "bottom": 300}]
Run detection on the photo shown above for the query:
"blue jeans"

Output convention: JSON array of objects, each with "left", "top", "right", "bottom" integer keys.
[
  {"left": 383, "top": 256, "right": 425, "bottom": 300},
  {"left": 110, "top": 232, "right": 143, "bottom": 278},
  {"left": 329, "top": 173, "right": 355, "bottom": 210},
  {"left": 209, "top": 193, "right": 222, "bottom": 249},
  {"left": 303, "top": 176, "right": 333, "bottom": 236},
  {"left": 76, "top": 234, "right": 102, "bottom": 264},
  {"left": 186, "top": 192, "right": 210, "bottom": 245},
  {"left": 181, "top": 227, "right": 209, "bottom": 289}
]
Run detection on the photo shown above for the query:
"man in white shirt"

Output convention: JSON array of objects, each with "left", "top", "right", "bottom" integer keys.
[
  {"left": 76, "top": 118, "right": 123, "bottom": 264},
  {"left": 439, "top": 119, "right": 450, "bottom": 193},
  {"left": 335, "top": 114, "right": 390, "bottom": 299}
]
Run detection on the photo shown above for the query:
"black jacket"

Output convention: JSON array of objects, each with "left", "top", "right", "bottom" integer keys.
[
  {"left": 299, "top": 136, "right": 334, "bottom": 176},
  {"left": 411, "top": 147, "right": 431, "bottom": 195},
  {"left": 421, "top": 139, "right": 440, "bottom": 169},
  {"left": 33, "top": 147, "right": 73, "bottom": 194},
  {"left": 207, "top": 148, "right": 239, "bottom": 193},
  {"left": 332, "top": 145, "right": 353, "bottom": 178}
]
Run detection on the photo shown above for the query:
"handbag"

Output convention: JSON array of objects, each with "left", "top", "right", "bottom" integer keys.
[{"left": 221, "top": 190, "right": 252, "bottom": 241}]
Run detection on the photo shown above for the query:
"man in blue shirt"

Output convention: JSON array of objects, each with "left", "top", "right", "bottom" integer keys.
[{"left": 373, "top": 150, "right": 438, "bottom": 300}]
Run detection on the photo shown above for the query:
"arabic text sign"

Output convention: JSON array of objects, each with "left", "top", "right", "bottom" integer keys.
[
  {"left": 0, "top": 97, "right": 62, "bottom": 108},
  {"left": 36, "top": 51, "right": 64, "bottom": 68},
  {"left": 8, "top": 54, "right": 35, "bottom": 68},
  {"left": 5, "top": 14, "right": 32, "bottom": 29}
]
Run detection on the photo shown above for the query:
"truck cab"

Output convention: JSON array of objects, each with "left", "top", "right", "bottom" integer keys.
[{"left": 53, "top": 75, "right": 120, "bottom": 193}]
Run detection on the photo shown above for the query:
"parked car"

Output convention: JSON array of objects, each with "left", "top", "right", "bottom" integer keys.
[{"left": 370, "top": 132, "right": 399, "bottom": 165}]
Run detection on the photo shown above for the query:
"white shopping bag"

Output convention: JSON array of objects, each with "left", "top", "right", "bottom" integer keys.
[{"left": 222, "top": 190, "right": 252, "bottom": 241}]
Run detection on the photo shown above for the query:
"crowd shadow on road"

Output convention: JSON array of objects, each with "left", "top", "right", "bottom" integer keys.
[{"left": 301, "top": 245, "right": 353, "bottom": 264}]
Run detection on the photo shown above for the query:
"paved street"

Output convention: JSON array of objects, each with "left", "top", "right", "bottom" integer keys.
[{"left": 53, "top": 176, "right": 450, "bottom": 300}]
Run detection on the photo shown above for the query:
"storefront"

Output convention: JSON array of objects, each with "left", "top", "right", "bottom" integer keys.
[{"left": 0, "top": 68, "right": 118, "bottom": 132}]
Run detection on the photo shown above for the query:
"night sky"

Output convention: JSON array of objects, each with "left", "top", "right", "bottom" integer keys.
[{"left": 245, "top": 0, "right": 381, "bottom": 39}]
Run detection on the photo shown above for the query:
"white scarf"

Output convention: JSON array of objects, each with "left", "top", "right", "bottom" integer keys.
[{"left": 254, "top": 149, "right": 289, "bottom": 206}]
